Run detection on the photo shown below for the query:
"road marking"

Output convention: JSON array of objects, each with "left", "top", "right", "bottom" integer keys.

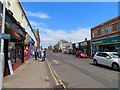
[
  {"left": 46, "top": 58, "right": 67, "bottom": 89},
  {"left": 53, "top": 60, "right": 59, "bottom": 64}
]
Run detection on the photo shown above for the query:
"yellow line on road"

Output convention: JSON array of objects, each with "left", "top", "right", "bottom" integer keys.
[
  {"left": 46, "top": 58, "right": 67, "bottom": 89},
  {"left": 46, "top": 58, "right": 59, "bottom": 86}
]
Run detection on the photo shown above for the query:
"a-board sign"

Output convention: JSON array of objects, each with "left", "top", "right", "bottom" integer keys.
[{"left": 8, "top": 60, "right": 13, "bottom": 75}]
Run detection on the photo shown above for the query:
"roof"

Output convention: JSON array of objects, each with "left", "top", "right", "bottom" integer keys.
[{"left": 59, "top": 40, "right": 69, "bottom": 43}]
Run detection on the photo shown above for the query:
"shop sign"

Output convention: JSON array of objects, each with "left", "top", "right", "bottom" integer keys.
[
  {"left": 92, "top": 36, "right": 120, "bottom": 45},
  {"left": 81, "top": 42, "right": 87, "bottom": 46},
  {"left": 8, "top": 60, "right": 13, "bottom": 75},
  {"left": 0, "top": 33, "right": 10, "bottom": 39}
]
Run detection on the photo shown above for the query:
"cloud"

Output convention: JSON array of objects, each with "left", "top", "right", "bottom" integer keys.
[
  {"left": 30, "top": 21, "right": 91, "bottom": 48},
  {"left": 39, "top": 27, "right": 91, "bottom": 48},
  {"left": 26, "top": 11, "right": 51, "bottom": 19},
  {"left": 30, "top": 21, "right": 47, "bottom": 28}
]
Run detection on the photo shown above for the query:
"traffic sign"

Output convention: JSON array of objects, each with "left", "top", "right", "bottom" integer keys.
[{"left": 0, "top": 33, "right": 10, "bottom": 39}]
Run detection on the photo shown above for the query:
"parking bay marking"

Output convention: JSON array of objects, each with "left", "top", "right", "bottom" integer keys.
[{"left": 53, "top": 60, "right": 59, "bottom": 65}]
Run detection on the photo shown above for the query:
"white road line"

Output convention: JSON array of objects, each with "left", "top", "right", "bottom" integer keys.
[{"left": 53, "top": 60, "right": 59, "bottom": 64}]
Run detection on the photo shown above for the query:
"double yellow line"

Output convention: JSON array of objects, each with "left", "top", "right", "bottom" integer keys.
[{"left": 46, "top": 58, "right": 67, "bottom": 89}]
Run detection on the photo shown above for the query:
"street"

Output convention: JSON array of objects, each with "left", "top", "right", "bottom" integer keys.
[{"left": 47, "top": 52, "right": 119, "bottom": 88}]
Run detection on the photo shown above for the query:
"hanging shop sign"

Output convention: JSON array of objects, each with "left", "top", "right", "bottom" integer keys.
[
  {"left": 0, "top": 33, "right": 10, "bottom": 39},
  {"left": 92, "top": 36, "right": 120, "bottom": 45}
]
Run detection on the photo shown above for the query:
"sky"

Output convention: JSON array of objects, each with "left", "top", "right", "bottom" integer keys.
[{"left": 21, "top": 2, "right": 118, "bottom": 48}]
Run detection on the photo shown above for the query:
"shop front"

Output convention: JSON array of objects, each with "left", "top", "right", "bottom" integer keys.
[
  {"left": 92, "top": 35, "right": 120, "bottom": 53},
  {"left": 4, "top": 10, "right": 26, "bottom": 76},
  {"left": 30, "top": 39, "right": 35, "bottom": 58},
  {"left": 79, "top": 41, "right": 91, "bottom": 56},
  {"left": 24, "top": 34, "right": 35, "bottom": 62}
]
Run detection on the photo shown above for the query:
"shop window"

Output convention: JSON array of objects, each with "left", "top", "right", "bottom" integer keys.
[
  {"left": 15, "top": 43, "right": 22, "bottom": 63},
  {"left": 8, "top": 42, "right": 16, "bottom": 64}
]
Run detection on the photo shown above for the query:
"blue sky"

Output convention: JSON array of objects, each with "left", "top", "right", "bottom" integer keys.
[{"left": 21, "top": 2, "right": 118, "bottom": 48}]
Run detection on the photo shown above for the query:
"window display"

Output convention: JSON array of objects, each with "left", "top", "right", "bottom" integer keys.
[
  {"left": 15, "top": 45, "right": 22, "bottom": 63},
  {"left": 8, "top": 42, "right": 23, "bottom": 64},
  {"left": 8, "top": 42, "right": 15, "bottom": 64}
]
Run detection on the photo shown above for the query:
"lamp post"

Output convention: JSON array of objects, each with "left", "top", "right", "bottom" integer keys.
[{"left": 0, "top": 1, "right": 6, "bottom": 89}]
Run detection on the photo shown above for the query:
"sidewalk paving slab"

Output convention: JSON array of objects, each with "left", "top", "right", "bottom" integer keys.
[{"left": 2, "top": 59, "right": 52, "bottom": 88}]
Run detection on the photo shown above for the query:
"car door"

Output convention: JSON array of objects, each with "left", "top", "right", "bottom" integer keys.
[
  {"left": 95, "top": 53, "right": 104, "bottom": 64},
  {"left": 102, "top": 53, "right": 112, "bottom": 66}
]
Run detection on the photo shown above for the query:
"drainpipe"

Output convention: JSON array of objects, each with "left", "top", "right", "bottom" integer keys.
[{"left": 0, "top": 1, "right": 6, "bottom": 89}]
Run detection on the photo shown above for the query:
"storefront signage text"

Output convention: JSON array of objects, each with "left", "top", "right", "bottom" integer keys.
[{"left": 92, "top": 36, "right": 120, "bottom": 45}]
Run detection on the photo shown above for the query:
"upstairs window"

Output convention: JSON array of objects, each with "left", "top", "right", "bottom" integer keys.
[
  {"left": 101, "top": 25, "right": 113, "bottom": 35},
  {"left": 118, "top": 21, "right": 120, "bottom": 31},
  {"left": 92, "top": 31, "right": 98, "bottom": 38}
]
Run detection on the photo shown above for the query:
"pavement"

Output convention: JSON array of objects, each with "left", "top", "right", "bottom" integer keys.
[{"left": 2, "top": 58, "right": 53, "bottom": 88}]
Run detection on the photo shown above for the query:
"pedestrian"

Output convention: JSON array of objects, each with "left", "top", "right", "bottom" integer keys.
[
  {"left": 43, "top": 49, "right": 46, "bottom": 60},
  {"left": 39, "top": 50, "right": 42, "bottom": 59},
  {"left": 34, "top": 49, "right": 38, "bottom": 60},
  {"left": 41, "top": 49, "right": 44, "bottom": 61}
]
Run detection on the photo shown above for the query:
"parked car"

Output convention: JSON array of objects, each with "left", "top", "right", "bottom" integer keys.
[
  {"left": 64, "top": 49, "right": 69, "bottom": 54},
  {"left": 75, "top": 51, "right": 87, "bottom": 58},
  {"left": 93, "top": 52, "right": 120, "bottom": 71}
]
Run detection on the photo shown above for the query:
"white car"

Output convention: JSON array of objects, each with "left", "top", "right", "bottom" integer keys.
[{"left": 93, "top": 52, "right": 120, "bottom": 71}]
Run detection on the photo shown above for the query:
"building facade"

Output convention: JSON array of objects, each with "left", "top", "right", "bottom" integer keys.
[
  {"left": 72, "top": 40, "right": 91, "bottom": 56},
  {"left": 32, "top": 29, "right": 40, "bottom": 50},
  {"left": 58, "top": 40, "right": 72, "bottom": 52},
  {"left": 91, "top": 16, "right": 120, "bottom": 54},
  {"left": 0, "top": 0, "right": 36, "bottom": 76}
]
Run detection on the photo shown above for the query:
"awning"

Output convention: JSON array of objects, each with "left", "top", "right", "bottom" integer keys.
[{"left": 6, "top": 28, "right": 21, "bottom": 40}]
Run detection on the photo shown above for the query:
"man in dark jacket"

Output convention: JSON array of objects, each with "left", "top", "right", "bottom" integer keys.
[{"left": 34, "top": 49, "right": 38, "bottom": 60}]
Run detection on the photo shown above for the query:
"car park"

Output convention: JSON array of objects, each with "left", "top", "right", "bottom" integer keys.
[{"left": 93, "top": 52, "right": 120, "bottom": 71}]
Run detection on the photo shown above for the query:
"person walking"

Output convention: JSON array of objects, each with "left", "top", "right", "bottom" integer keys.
[
  {"left": 34, "top": 49, "right": 38, "bottom": 60},
  {"left": 43, "top": 49, "right": 46, "bottom": 60}
]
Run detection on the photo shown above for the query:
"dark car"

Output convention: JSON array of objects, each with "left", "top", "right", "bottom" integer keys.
[{"left": 75, "top": 51, "right": 87, "bottom": 58}]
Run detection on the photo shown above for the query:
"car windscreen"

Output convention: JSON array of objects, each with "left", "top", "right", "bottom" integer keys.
[
  {"left": 80, "top": 52, "right": 85, "bottom": 54},
  {"left": 110, "top": 53, "right": 120, "bottom": 58}
]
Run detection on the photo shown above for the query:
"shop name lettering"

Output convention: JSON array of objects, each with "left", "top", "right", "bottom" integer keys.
[
  {"left": 112, "top": 39, "right": 119, "bottom": 42},
  {"left": 92, "top": 40, "right": 103, "bottom": 44}
]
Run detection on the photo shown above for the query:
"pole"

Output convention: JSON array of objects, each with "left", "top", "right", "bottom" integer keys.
[{"left": 0, "top": 1, "right": 6, "bottom": 89}]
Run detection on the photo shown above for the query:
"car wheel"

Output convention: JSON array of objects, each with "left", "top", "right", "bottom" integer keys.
[
  {"left": 112, "top": 63, "right": 119, "bottom": 71},
  {"left": 93, "top": 59, "right": 98, "bottom": 65}
]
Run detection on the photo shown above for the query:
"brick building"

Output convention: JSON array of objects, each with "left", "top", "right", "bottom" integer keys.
[{"left": 91, "top": 16, "right": 120, "bottom": 54}]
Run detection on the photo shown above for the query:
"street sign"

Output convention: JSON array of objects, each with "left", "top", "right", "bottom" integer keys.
[{"left": 0, "top": 33, "right": 10, "bottom": 39}]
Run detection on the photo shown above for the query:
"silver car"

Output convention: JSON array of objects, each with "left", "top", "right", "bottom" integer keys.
[{"left": 93, "top": 52, "right": 120, "bottom": 71}]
